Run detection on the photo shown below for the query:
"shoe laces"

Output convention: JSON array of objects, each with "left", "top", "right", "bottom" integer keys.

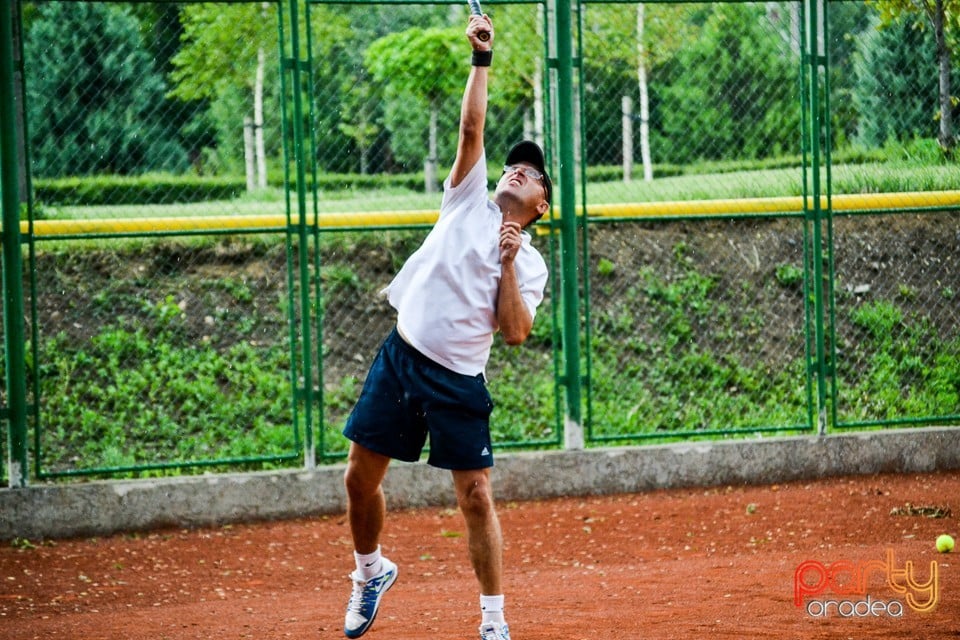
[{"left": 346, "top": 575, "right": 373, "bottom": 614}]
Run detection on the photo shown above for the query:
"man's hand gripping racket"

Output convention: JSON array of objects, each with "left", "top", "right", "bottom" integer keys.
[{"left": 467, "top": 0, "right": 491, "bottom": 42}]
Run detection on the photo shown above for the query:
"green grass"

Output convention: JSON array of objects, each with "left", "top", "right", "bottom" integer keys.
[
  {"left": 33, "top": 302, "right": 297, "bottom": 475},
  {"left": 316, "top": 236, "right": 960, "bottom": 458},
  {"left": 39, "top": 186, "right": 440, "bottom": 221},
  {"left": 836, "top": 301, "right": 960, "bottom": 421},
  {"left": 22, "top": 232, "right": 960, "bottom": 476},
  {"left": 37, "top": 160, "right": 960, "bottom": 222}
]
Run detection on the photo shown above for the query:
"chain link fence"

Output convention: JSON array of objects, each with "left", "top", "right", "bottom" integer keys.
[
  {"left": 831, "top": 212, "right": 960, "bottom": 428},
  {"left": 2, "top": 0, "right": 959, "bottom": 481},
  {"left": 11, "top": 1, "right": 300, "bottom": 478},
  {"left": 27, "top": 236, "right": 302, "bottom": 477},
  {"left": 576, "top": 0, "right": 959, "bottom": 441},
  {"left": 583, "top": 218, "right": 811, "bottom": 441}
]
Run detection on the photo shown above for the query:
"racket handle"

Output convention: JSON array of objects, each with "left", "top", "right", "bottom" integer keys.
[{"left": 467, "top": 0, "right": 490, "bottom": 41}]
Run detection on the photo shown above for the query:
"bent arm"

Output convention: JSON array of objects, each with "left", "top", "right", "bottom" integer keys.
[
  {"left": 497, "top": 261, "right": 534, "bottom": 345},
  {"left": 496, "top": 221, "right": 534, "bottom": 344}
]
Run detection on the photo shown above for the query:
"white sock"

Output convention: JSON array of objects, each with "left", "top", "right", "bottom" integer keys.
[
  {"left": 480, "top": 594, "right": 506, "bottom": 625},
  {"left": 354, "top": 546, "right": 382, "bottom": 579}
]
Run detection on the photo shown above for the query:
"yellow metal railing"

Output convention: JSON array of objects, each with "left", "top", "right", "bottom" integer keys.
[{"left": 21, "top": 190, "right": 960, "bottom": 237}]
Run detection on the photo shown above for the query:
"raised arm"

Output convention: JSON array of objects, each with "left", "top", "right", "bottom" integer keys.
[{"left": 448, "top": 14, "right": 494, "bottom": 188}]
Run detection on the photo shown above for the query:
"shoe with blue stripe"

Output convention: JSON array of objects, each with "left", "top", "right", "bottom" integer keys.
[{"left": 343, "top": 557, "right": 398, "bottom": 638}]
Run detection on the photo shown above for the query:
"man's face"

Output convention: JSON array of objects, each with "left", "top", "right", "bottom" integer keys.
[{"left": 496, "top": 162, "right": 548, "bottom": 205}]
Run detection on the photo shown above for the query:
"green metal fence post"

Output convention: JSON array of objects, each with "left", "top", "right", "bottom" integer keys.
[
  {"left": 295, "top": 0, "right": 316, "bottom": 469},
  {"left": 802, "top": 0, "right": 829, "bottom": 436},
  {"left": 554, "top": 0, "right": 582, "bottom": 449},
  {"left": 1, "top": 0, "right": 28, "bottom": 486},
  {"left": 303, "top": 0, "right": 323, "bottom": 467},
  {"left": 820, "top": 2, "right": 838, "bottom": 435},
  {"left": 285, "top": 0, "right": 316, "bottom": 468}
]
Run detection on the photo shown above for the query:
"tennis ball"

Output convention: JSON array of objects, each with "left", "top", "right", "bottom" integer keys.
[{"left": 936, "top": 534, "right": 954, "bottom": 553}]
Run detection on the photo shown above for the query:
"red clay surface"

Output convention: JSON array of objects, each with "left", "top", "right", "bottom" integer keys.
[{"left": 1, "top": 470, "right": 958, "bottom": 640}]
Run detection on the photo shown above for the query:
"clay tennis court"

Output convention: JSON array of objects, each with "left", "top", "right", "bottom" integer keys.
[{"left": 1, "top": 469, "right": 957, "bottom": 640}]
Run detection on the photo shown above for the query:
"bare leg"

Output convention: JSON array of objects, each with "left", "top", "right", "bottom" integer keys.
[
  {"left": 452, "top": 468, "right": 503, "bottom": 595},
  {"left": 344, "top": 442, "right": 391, "bottom": 554},
  {"left": 342, "top": 443, "right": 397, "bottom": 639}
]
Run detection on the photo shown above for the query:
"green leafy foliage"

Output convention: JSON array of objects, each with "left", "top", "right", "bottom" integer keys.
[
  {"left": 656, "top": 3, "right": 800, "bottom": 162},
  {"left": 168, "top": 3, "right": 283, "bottom": 175},
  {"left": 852, "top": 15, "right": 940, "bottom": 148},
  {"left": 587, "top": 247, "right": 808, "bottom": 438},
  {"left": 24, "top": 3, "right": 187, "bottom": 177},
  {"left": 24, "top": 243, "right": 297, "bottom": 475},
  {"left": 841, "top": 300, "right": 960, "bottom": 418},
  {"left": 775, "top": 264, "right": 804, "bottom": 288},
  {"left": 33, "top": 174, "right": 245, "bottom": 206},
  {"left": 363, "top": 26, "right": 464, "bottom": 169},
  {"left": 19, "top": 1, "right": 960, "bottom": 187},
  {"left": 37, "top": 320, "right": 294, "bottom": 472},
  {"left": 12, "top": 213, "right": 960, "bottom": 477}
]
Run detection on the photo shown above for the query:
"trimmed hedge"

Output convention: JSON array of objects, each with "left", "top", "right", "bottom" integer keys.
[
  {"left": 33, "top": 172, "right": 432, "bottom": 206},
  {"left": 34, "top": 175, "right": 246, "bottom": 206}
]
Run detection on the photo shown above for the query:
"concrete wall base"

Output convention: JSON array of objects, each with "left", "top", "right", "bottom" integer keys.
[{"left": 2, "top": 427, "right": 958, "bottom": 540}]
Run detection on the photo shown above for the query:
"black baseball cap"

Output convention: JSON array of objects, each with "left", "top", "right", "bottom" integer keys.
[{"left": 505, "top": 140, "right": 552, "bottom": 204}]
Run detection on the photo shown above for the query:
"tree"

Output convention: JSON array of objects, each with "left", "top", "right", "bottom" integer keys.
[
  {"left": 657, "top": 3, "right": 799, "bottom": 162},
  {"left": 486, "top": 4, "right": 547, "bottom": 149},
  {"left": 365, "top": 27, "right": 464, "bottom": 191},
  {"left": 315, "top": 4, "right": 447, "bottom": 174},
  {"left": 869, "top": 0, "right": 960, "bottom": 152},
  {"left": 319, "top": 6, "right": 389, "bottom": 175},
  {"left": 637, "top": 4, "right": 652, "bottom": 182},
  {"left": 823, "top": 1, "right": 876, "bottom": 149},
  {"left": 852, "top": 14, "right": 940, "bottom": 148},
  {"left": 24, "top": 3, "right": 186, "bottom": 177},
  {"left": 579, "top": 3, "right": 700, "bottom": 169},
  {"left": 579, "top": 4, "right": 653, "bottom": 167},
  {"left": 169, "top": 4, "right": 279, "bottom": 180},
  {"left": 338, "top": 77, "right": 380, "bottom": 175}
]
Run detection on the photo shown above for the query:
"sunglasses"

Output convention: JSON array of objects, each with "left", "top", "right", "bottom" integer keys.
[{"left": 502, "top": 164, "right": 545, "bottom": 182}]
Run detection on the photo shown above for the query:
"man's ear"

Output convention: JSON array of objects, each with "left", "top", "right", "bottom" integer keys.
[
  {"left": 524, "top": 201, "right": 549, "bottom": 229},
  {"left": 536, "top": 199, "right": 550, "bottom": 219}
]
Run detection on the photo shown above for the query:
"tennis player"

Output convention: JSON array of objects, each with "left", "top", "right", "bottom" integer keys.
[{"left": 340, "top": 13, "right": 551, "bottom": 640}]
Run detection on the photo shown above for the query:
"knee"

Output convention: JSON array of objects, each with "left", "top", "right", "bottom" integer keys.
[
  {"left": 344, "top": 460, "right": 379, "bottom": 502},
  {"left": 457, "top": 475, "right": 495, "bottom": 519},
  {"left": 344, "top": 444, "right": 389, "bottom": 501}
]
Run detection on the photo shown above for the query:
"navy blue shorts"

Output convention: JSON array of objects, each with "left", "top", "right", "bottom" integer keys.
[{"left": 342, "top": 328, "right": 495, "bottom": 470}]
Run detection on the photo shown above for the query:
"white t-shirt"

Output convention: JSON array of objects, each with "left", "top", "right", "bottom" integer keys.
[{"left": 382, "top": 153, "right": 548, "bottom": 376}]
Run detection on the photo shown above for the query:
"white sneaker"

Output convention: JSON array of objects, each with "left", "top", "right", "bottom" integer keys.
[
  {"left": 479, "top": 621, "right": 512, "bottom": 640},
  {"left": 343, "top": 557, "right": 398, "bottom": 638}
]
